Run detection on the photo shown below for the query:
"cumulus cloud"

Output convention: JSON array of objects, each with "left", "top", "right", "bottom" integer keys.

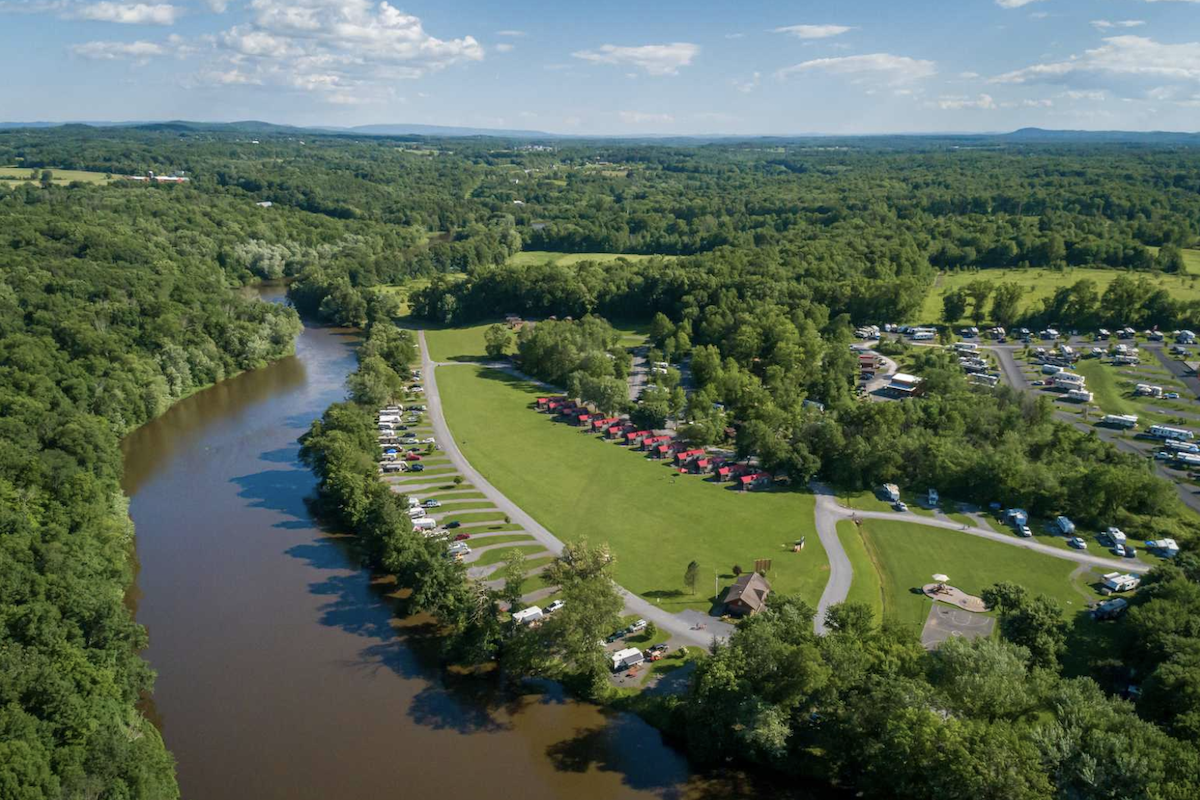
[
  {"left": 772, "top": 24, "right": 853, "bottom": 40},
  {"left": 77, "top": 2, "right": 180, "bottom": 24},
  {"left": 572, "top": 42, "right": 699, "bottom": 76},
  {"left": 933, "top": 93, "right": 996, "bottom": 110},
  {"left": 1092, "top": 20, "right": 1145, "bottom": 31},
  {"left": 617, "top": 110, "right": 674, "bottom": 125},
  {"left": 202, "top": 0, "right": 483, "bottom": 101},
  {"left": 993, "top": 35, "right": 1200, "bottom": 88},
  {"left": 732, "top": 71, "right": 761, "bottom": 93},
  {"left": 777, "top": 52, "right": 936, "bottom": 84},
  {"left": 71, "top": 39, "right": 166, "bottom": 60}
]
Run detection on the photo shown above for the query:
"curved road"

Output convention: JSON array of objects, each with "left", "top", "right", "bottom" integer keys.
[{"left": 416, "top": 332, "right": 729, "bottom": 649}]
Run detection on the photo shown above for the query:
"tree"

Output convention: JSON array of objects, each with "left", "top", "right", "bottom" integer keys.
[
  {"left": 942, "top": 289, "right": 968, "bottom": 324},
  {"left": 499, "top": 549, "right": 528, "bottom": 610},
  {"left": 982, "top": 582, "right": 1068, "bottom": 670},
  {"left": 484, "top": 323, "right": 512, "bottom": 359},
  {"left": 964, "top": 280, "right": 994, "bottom": 326},
  {"left": 684, "top": 560, "right": 700, "bottom": 595},
  {"left": 650, "top": 311, "right": 675, "bottom": 345},
  {"left": 39, "top": 169, "right": 53, "bottom": 189},
  {"left": 990, "top": 282, "right": 1025, "bottom": 328}
]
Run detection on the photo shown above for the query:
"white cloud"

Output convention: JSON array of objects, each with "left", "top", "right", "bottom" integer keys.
[
  {"left": 204, "top": 0, "right": 228, "bottom": 11},
  {"left": 495, "top": 29, "right": 524, "bottom": 37},
  {"left": 772, "top": 24, "right": 853, "bottom": 40},
  {"left": 995, "top": 0, "right": 1042, "bottom": 7},
  {"left": 932, "top": 93, "right": 996, "bottom": 110},
  {"left": 993, "top": 35, "right": 1200, "bottom": 87},
  {"left": 199, "top": 67, "right": 262, "bottom": 85},
  {"left": 572, "top": 42, "right": 699, "bottom": 76},
  {"left": 777, "top": 53, "right": 936, "bottom": 84},
  {"left": 203, "top": 1, "right": 483, "bottom": 100},
  {"left": 77, "top": 2, "right": 180, "bottom": 24},
  {"left": 1061, "top": 89, "right": 1106, "bottom": 100},
  {"left": 618, "top": 110, "right": 674, "bottom": 125},
  {"left": 495, "top": 42, "right": 514, "bottom": 53},
  {"left": 1091, "top": 20, "right": 1145, "bottom": 31},
  {"left": 959, "top": 71, "right": 981, "bottom": 79},
  {"left": 71, "top": 39, "right": 166, "bottom": 60},
  {"left": 732, "top": 71, "right": 760, "bottom": 93}
]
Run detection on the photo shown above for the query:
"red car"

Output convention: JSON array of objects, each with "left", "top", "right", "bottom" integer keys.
[
  {"left": 453, "top": 533, "right": 470, "bottom": 541},
  {"left": 404, "top": 453, "right": 422, "bottom": 461}
]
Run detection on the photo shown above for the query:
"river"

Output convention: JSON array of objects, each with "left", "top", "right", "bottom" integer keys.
[{"left": 121, "top": 286, "right": 798, "bottom": 800}]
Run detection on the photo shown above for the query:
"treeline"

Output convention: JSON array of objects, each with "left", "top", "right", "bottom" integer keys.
[
  {"left": 0, "top": 184, "right": 305, "bottom": 797},
  {"left": 665, "top": 596, "right": 1200, "bottom": 799}
]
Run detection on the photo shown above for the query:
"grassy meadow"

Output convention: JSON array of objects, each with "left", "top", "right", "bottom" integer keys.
[
  {"left": 436, "top": 363, "right": 830, "bottom": 613},
  {"left": 0, "top": 166, "right": 114, "bottom": 186}
]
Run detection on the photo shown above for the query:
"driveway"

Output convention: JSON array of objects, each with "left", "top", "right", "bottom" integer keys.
[{"left": 417, "top": 331, "right": 729, "bottom": 648}]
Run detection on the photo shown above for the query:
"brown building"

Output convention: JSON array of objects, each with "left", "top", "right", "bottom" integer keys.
[{"left": 724, "top": 572, "right": 772, "bottom": 617}]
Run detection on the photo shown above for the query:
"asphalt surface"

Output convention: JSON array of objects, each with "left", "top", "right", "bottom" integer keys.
[{"left": 416, "top": 332, "right": 730, "bottom": 648}]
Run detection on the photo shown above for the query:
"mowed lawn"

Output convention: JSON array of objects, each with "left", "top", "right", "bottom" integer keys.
[
  {"left": 425, "top": 322, "right": 514, "bottom": 363},
  {"left": 437, "top": 365, "right": 829, "bottom": 612},
  {"left": 848, "top": 518, "right": 1083, "bottom": 633},
  {"left": 922, "top": 266, "right": 1200, "bottom": 326},
  {"left": 0, "top": 166, "right": 114, "bottom": 186},
  {"left": 507, "top": 251, "right": 670, "bottom": 267},
  {"left": 835, "top": 521, "right": 884, "bottom": 620}
]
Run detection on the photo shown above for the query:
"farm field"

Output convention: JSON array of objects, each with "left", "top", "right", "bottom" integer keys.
[
  {"left": 507, "top": 250, "right": 670, "bottom": 267},
  {"left": 437, "top": 364, "right": 830, "bottom": 613},
  {"left": 849, "top": 518, "right": 1084, "bottom": 633},
  {"left": 922, "top": 266, "right": 1200, "bottom": 326},
  {"left": 0, "top": 166, "right": 114, "bottom": 185}
]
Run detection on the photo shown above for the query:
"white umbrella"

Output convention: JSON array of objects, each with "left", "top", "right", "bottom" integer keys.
[{"left": 932, "top": 573, "right": 949, "bottom": 583}]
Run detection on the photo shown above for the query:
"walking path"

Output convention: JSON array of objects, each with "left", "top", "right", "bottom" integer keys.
[{"left": 418, "top": 331, "right": 728, "bottom": 648}]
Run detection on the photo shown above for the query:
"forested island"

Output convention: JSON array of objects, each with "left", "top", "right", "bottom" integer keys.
[{"left": 5, "top": 124, "right": 1200, "bottom": 798}]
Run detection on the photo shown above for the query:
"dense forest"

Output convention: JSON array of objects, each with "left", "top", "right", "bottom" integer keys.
[{"left": 6, "top": 123, "right": 1200, "bottom": 797}]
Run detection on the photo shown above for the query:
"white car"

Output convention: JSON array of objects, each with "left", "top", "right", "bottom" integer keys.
[
  {"left": 1068, "top": 537, "right": 1087, "bottom": 549},
  {"left": 1019, "top": 526, "right": 1032, "bottom": 538},
  {"left": 422, "top": 437, "right": 437, "bottom": 444},
  {"left": 894, "top": 501, "right": 908, "bottom": 512},
  {"left": 423, "top": 499, "right": 441, "bottom": 508},
  {"left": 546, "top": 600, "right": 565, "bottom": 613},
  {"left": 1165, "top": 392, "right": 1181, "bottom": 400},
  {"left": 628, "top": 618, "right": 647, "bottom": 633}
]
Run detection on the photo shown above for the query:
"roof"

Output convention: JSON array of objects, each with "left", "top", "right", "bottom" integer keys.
[
  {"left": 739, "top": 472, "right": 771, "bottom": 484},
  {"left": 726, "top": 572, "right": 772, "bottom": 612}
]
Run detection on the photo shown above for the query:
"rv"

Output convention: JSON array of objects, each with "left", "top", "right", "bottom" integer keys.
[
  {"left": 1102, "top": 573, "right": 1141, "bottom": 594},
  {"left": 1149, "top": 424, "right": 1195, "bottom": 441},
  {"left": 611, "top": 647, "right": 645, "bottom": 672},
  {"left": 512, "top": 606, "right": 544, "bottom": 625},
  {"left": 1051, "top": 372, "right": 1085, "bottom": 388},
  {"left": 954, "top": 342, "right": 978, "bottom": 354},
  {"left": 1066, "top": 389, "right": 1094, "bottom": 403},
  {"left": 1101, "top": 414, "right": 1139, "bottom": 429},
  {"left": 911, "top": 329, "right": 936, "bottom": 341},
  {"left": 412, "top": 517, "right": 437, "bottom": 531},
  {"left": 881, "top": 483, "right": 901, "bottom": 503}
]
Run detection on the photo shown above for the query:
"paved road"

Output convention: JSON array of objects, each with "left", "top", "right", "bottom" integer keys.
[
  {"left": 417, "top": 331, "right": 730, "bottom": 648},
  {"left": 811, "top": 484, "right": 854, "bottom": 634},
  {"left": 627, "top": 345, "right": 649, "bottom": 401}
]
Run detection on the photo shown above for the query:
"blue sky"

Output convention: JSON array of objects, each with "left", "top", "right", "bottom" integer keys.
[{"left": 2, "top": 0, "right": 1199, "bottom": 133}]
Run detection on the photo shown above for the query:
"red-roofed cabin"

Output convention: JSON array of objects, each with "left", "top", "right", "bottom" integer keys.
[
  {"left": 606, "top": 425, "right": 626, "bottom": 439},
  {"left": 536, "top": 397, "right": 551, "bottom": 409},
  {"left": 625, "top": 430, "right": 653, "bottom": 446},
  {"left": 546, "top": 400, "right": 562, "bottom": 413},
  {"left": 652, "top": 443, "right": 672, "bottom": 459},
  {"left": 674, "top": 448, "right": 706, "bottom": 465},
  {"left": 689, "top": 457, "right": 713, "bottom": 474},
  {"left": 574, "top": 413, "right": 592, "bottom": 426},
  {"left": 592, "top": 417, "right": 619, "bottom": 431},
  {"left": 717, "top": 464, "right": 752, "bottom": 482},
  {"left": 640, "top": 435, "right": 668, "bottom": 450},
  {"left": 739, "top": 472, "right": 772, "bottom": 491}
]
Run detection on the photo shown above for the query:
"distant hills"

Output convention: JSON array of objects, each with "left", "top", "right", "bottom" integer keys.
[{"left": 1, "top": 120, "right": 1198, "bottom": 144}]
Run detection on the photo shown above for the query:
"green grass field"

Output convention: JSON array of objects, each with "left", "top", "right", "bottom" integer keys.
[
  {"left": 438, "top": 364, "right": 830, "bottom": 612},
  {"left": 851, "top": 518, "right": 1084, "bottom": 633},
  {"left": 425, "top": 322, "right": 516, "bottom": 363},
  {"left": 0, "top": 166, "right": 114, "bottom": 186},
  {"left": 507, "top": 251, "right": 669, "bottom": 267},
  {"left": 836, "top": 521, "right": 884, "bottom": 620},
  {"left": 923, "top": 266, "right": 1200, "bottom": 326}
]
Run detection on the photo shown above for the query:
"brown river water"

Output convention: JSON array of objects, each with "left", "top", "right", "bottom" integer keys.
[{"left": 120, "top": 286, "right": 816, "bottom": 800}]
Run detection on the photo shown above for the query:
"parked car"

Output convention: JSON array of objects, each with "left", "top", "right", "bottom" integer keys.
[
  {"left": 1019, "top": 526, "right": 1033, "bottom": 538},
  {"left": 1124, "top": 546, "right": 1138, "bottom": 559},
  {"left": 445, "top": 520, "right": 459, "bottom": 528},
  {"left": 1031, "top": 380, "right": 1044, "bottom": 386},
  {"left": 546, "top": 600, "right": 566, "bottom": 613},
  {"left": 409, "top": 464, "right": 425, "bottom": 472},
  {"left": 422, "top": 437, "right": 437, "bottom": 444},
  {"left": 894, "top": 501, "right": 908, "bottom": 512},
  {"left": 1068, "top": 537, "right": 1088, "bottom": 549},
  {"left": 404, "top": 453, "right": 422, "bottom": 461},
  {"left": 1156, "top": 451, "right": 1171, "bottom": 461},
  {"left": 628, "top": 619, "right": 648, "bottom": 633},
  {"left": 605, "top": 629, "right": 627, "bottom": 644},
  {"left": 423, "top": 499, "right": 441, "bottom": 508},
  {"left": 1112, "top": 544, "right": 1127, "bottom": 557},
  {"left": 453, "top": 532, "right": 470, "bottom": 541},
  {"left": 1165, "top": 392, "right": 1181, "bottom": 400}
]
